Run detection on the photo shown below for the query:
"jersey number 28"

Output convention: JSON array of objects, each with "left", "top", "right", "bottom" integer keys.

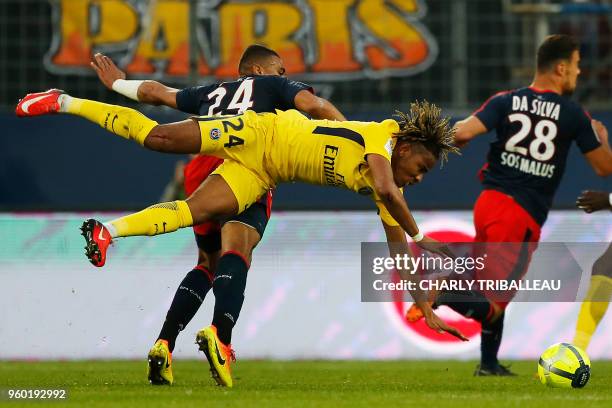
[{"left": 505, "top": 113, "right": 557, "bottom": 161}]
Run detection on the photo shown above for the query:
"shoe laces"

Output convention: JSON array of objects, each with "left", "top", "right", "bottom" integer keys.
[
  {"left": 220, "top": 343, "right": 236, "bottom": 363},
  {"left": 226, "top": 346, "right": 236, "bottom": 363}
]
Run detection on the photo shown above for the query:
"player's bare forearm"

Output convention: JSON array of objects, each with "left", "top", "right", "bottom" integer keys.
[
  {"left": 379, "top": 189, "right": 419, "bottom": 237},
  {"left": 312, "top": 99, "right": 346, "bottom": 121},
  {"left": 294, "top": 90, "right": 346, "bottom": 121},
  {"left": 584, "top": 120, "right": 612, "bottom": 177},
  {"left": 136, "top": 81, "right": 179, "bottom": 108},
  {"left": 382, "top": 222, "right": 467, "bottom": 341},
  {"left": 90, "top": 52, "right": 178, "bottom": 108},
  {"left": 382, "top": 223, "right": 425, "bottom": 303},
  {"left": 368, "top": 154, "right": 455, "bottom": 258},
  {"left": 585, "top": 146, "right": 612, "bottom": 177},
  {"left": 367, "top": 154, "right": 419, "bottom": 236},
  {"left": 453, "top": 115, "right": 487, "bottom": 147}
]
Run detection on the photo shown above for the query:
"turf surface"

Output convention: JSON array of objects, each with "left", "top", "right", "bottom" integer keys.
[{"left": 1, "top": 360, "right": 611, "bottom": 407}]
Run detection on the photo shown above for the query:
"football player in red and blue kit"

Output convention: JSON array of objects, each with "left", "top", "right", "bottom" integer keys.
[{"left": 408, "top": 35, "right": 612, "bottom": 375}]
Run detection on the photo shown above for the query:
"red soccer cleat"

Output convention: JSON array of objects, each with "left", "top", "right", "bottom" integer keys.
[
  {"left": 15, "top": 89, "right": 64, "bottom": 117},
  {"left": 80, "top": 219, "right": 112, "bottom": 267},
  {"left": 405, "top": 303, "right": 426, "bottom": 322}
]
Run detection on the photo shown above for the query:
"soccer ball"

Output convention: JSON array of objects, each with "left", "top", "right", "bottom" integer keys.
[{"left": 537, "top": 343, "right": 591, "bottom": 388}]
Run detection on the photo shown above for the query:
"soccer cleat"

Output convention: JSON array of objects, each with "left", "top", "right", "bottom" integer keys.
[
  {"left": 15, "top": 89, "right": 64, "bottom": 117},
  {"left": 405, "top": 302, "right": 435, "bottom": 322},
  {"left": 474, "top": 363, "right": 517, "bottom": 376},
  {"left": 195, "top": 325, "right": 236, "bottom": 387},
  {"left": 406, "top": 303, "right": 425, "bottom": 322},
  {"left": 147, "top": 339, "right": 173, "bottom": 385},
  {"left": 80, "top": 219, "right": 112, "bottom": 267}
]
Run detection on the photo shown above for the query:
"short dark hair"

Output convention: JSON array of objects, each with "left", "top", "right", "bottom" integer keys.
[
  {"left": 536, "top": 35, "right": 579, "bottom": 72},
  {"left": 394, "top": 100, "right": 459, "bottom": 166},
  {"left": 238, "top": 44, "right": 280, "bottom": 75}
]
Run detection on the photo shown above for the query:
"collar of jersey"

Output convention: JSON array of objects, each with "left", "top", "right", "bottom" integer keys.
[{"left": 528, "top": 86, "right": 559, "bottom": 95}]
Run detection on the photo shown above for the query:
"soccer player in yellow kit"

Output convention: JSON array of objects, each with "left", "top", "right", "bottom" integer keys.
[
  {"left": 573, "top": 190, "right": 612, "bottom": 351},
  {"left": 17, "top": 91, "right": 467, "bottom": 385}
]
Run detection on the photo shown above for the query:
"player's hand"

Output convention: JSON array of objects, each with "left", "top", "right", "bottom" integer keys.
[
  {"left": 576, "top": 190, "right": 611, "bottom": 213},
  {"left": 90, "top": 53, "right": 126, "bottom": 90},
  {"left": 424, "top": 309, "right": 468, "bottom": 341},
  {"left": 591, "top": 119, "right": 609, "bottom": 148},
  {"left": 416, "top": 235, "right": 455, "bottom": 258}
]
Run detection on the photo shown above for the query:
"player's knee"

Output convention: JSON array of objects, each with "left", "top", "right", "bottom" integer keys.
[
  {"left": 222, "top": 238, "right": 257, "bottom": 264},
  {"left": 144, "top": 124, "right": 190, "bottom": 153},
  {"left": 197, "top": 251, "right": 218, "bottom": 273},
  {"left": 144, "top": 125, "right": 175, "bottom": 152},
  {"left": 195, "top": 233, "right": 221, "bottom": 270},
  {"left": 193, "top": 263, "right": 214, "bottom": 284},
  {"left": 196, "top": 251, "right": 210, "bottom": 269},
  {"left": 487, "top": 304, "right": 504, "bottom": 323},
  {"left": 186, "top": 206, "right": 217, "bottom": 226},
  {"left": 185, "top": 197, "right": 221, "bottom": 225},
  {"left": 197, "top": 233, "right": 222, "bottom": 254}
]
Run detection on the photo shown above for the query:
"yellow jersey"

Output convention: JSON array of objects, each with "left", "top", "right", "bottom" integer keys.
[
  {"left": 265, "top": 110, "right": 401, "bottom": 225},
  {"left": 195, "top": 109, "right": 402, "bottom": 225}
]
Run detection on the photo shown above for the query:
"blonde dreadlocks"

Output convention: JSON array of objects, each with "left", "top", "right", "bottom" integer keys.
[{"left": 394, "top": 100, "right": 460, "bottom": 165}]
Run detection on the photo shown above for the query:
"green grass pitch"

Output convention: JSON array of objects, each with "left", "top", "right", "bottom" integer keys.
[{"left": 1, "top": 360, "right": 611, "bottom": 407}]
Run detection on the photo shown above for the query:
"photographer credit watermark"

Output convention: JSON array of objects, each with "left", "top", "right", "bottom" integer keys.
[{"left": 361, "top": 242, "right": 609, "bottom": 303}]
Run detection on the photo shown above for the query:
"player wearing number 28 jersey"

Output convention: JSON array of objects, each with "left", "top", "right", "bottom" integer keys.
[
  {"left": 407, "top": 35, "right": 612, "bottom": 377},
  {"left": 473, "top": 84, "right": 599, "bottom": 226},
  {"left": 458, "top": 35, "right": 611, "bottom": 295}
]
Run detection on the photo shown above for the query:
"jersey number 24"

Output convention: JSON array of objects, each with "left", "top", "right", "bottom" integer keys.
[{"left": 207, "top": 79, "right": 255, "bottom": 116}]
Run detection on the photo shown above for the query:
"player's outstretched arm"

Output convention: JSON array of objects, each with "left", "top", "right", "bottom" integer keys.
[
  {"left": 90, "top": 53, "right": 179, "bottom": 108},
  {"left": 381, "top": 222, "right": 468, "bottom": 341},
  {"left": 294, "top": 90, "right": 346, "bottom": 121},
  {"left": 453, "top": 115, "right": 488, "bottom": 148},
  {"left": 367, "top": 154, "right": 454, "bottom": 258},
  {"left": 584, "top": 120, "right": 612, "bottom": 177}
]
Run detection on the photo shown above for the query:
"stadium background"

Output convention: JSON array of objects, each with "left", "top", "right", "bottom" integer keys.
[{"left": 1, "top": 0, "right": 611, "bottom": 361}]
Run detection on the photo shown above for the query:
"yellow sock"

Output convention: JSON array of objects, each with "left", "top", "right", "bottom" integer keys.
[
  {"left": 573, "top": 275, "right": 612, "bottom": 350},
  {"left": 63, "top": 97, "right": 157, "bottom": 145},
  {"left": 106, "top": 200, "right": 193, "bottom": 238}
]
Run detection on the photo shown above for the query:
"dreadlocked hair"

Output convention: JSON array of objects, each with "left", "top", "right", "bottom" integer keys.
[{"left": 394, "top": 100, "right": 460, "bottom": 166}]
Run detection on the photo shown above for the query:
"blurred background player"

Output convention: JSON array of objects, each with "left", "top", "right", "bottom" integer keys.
[
  {"left": 573, "top": 190, "right": 612, "bottom": 351},
  {"left": 159, "top": 159, "right": 187, "bottom": 202},
  {"left": 89, "top": 44, "right": 346, "bottom": 386},
  {"left": 407, "top": 34, "right": 612, "bottom": 376}
]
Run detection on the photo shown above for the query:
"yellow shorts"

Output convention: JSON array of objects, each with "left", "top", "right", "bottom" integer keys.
[
  {"left": 210, "top": 160, "right": 269, "bottom": 213},
  {"left": 193, "top": 111, "right": 275, "bottom": 213}
]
